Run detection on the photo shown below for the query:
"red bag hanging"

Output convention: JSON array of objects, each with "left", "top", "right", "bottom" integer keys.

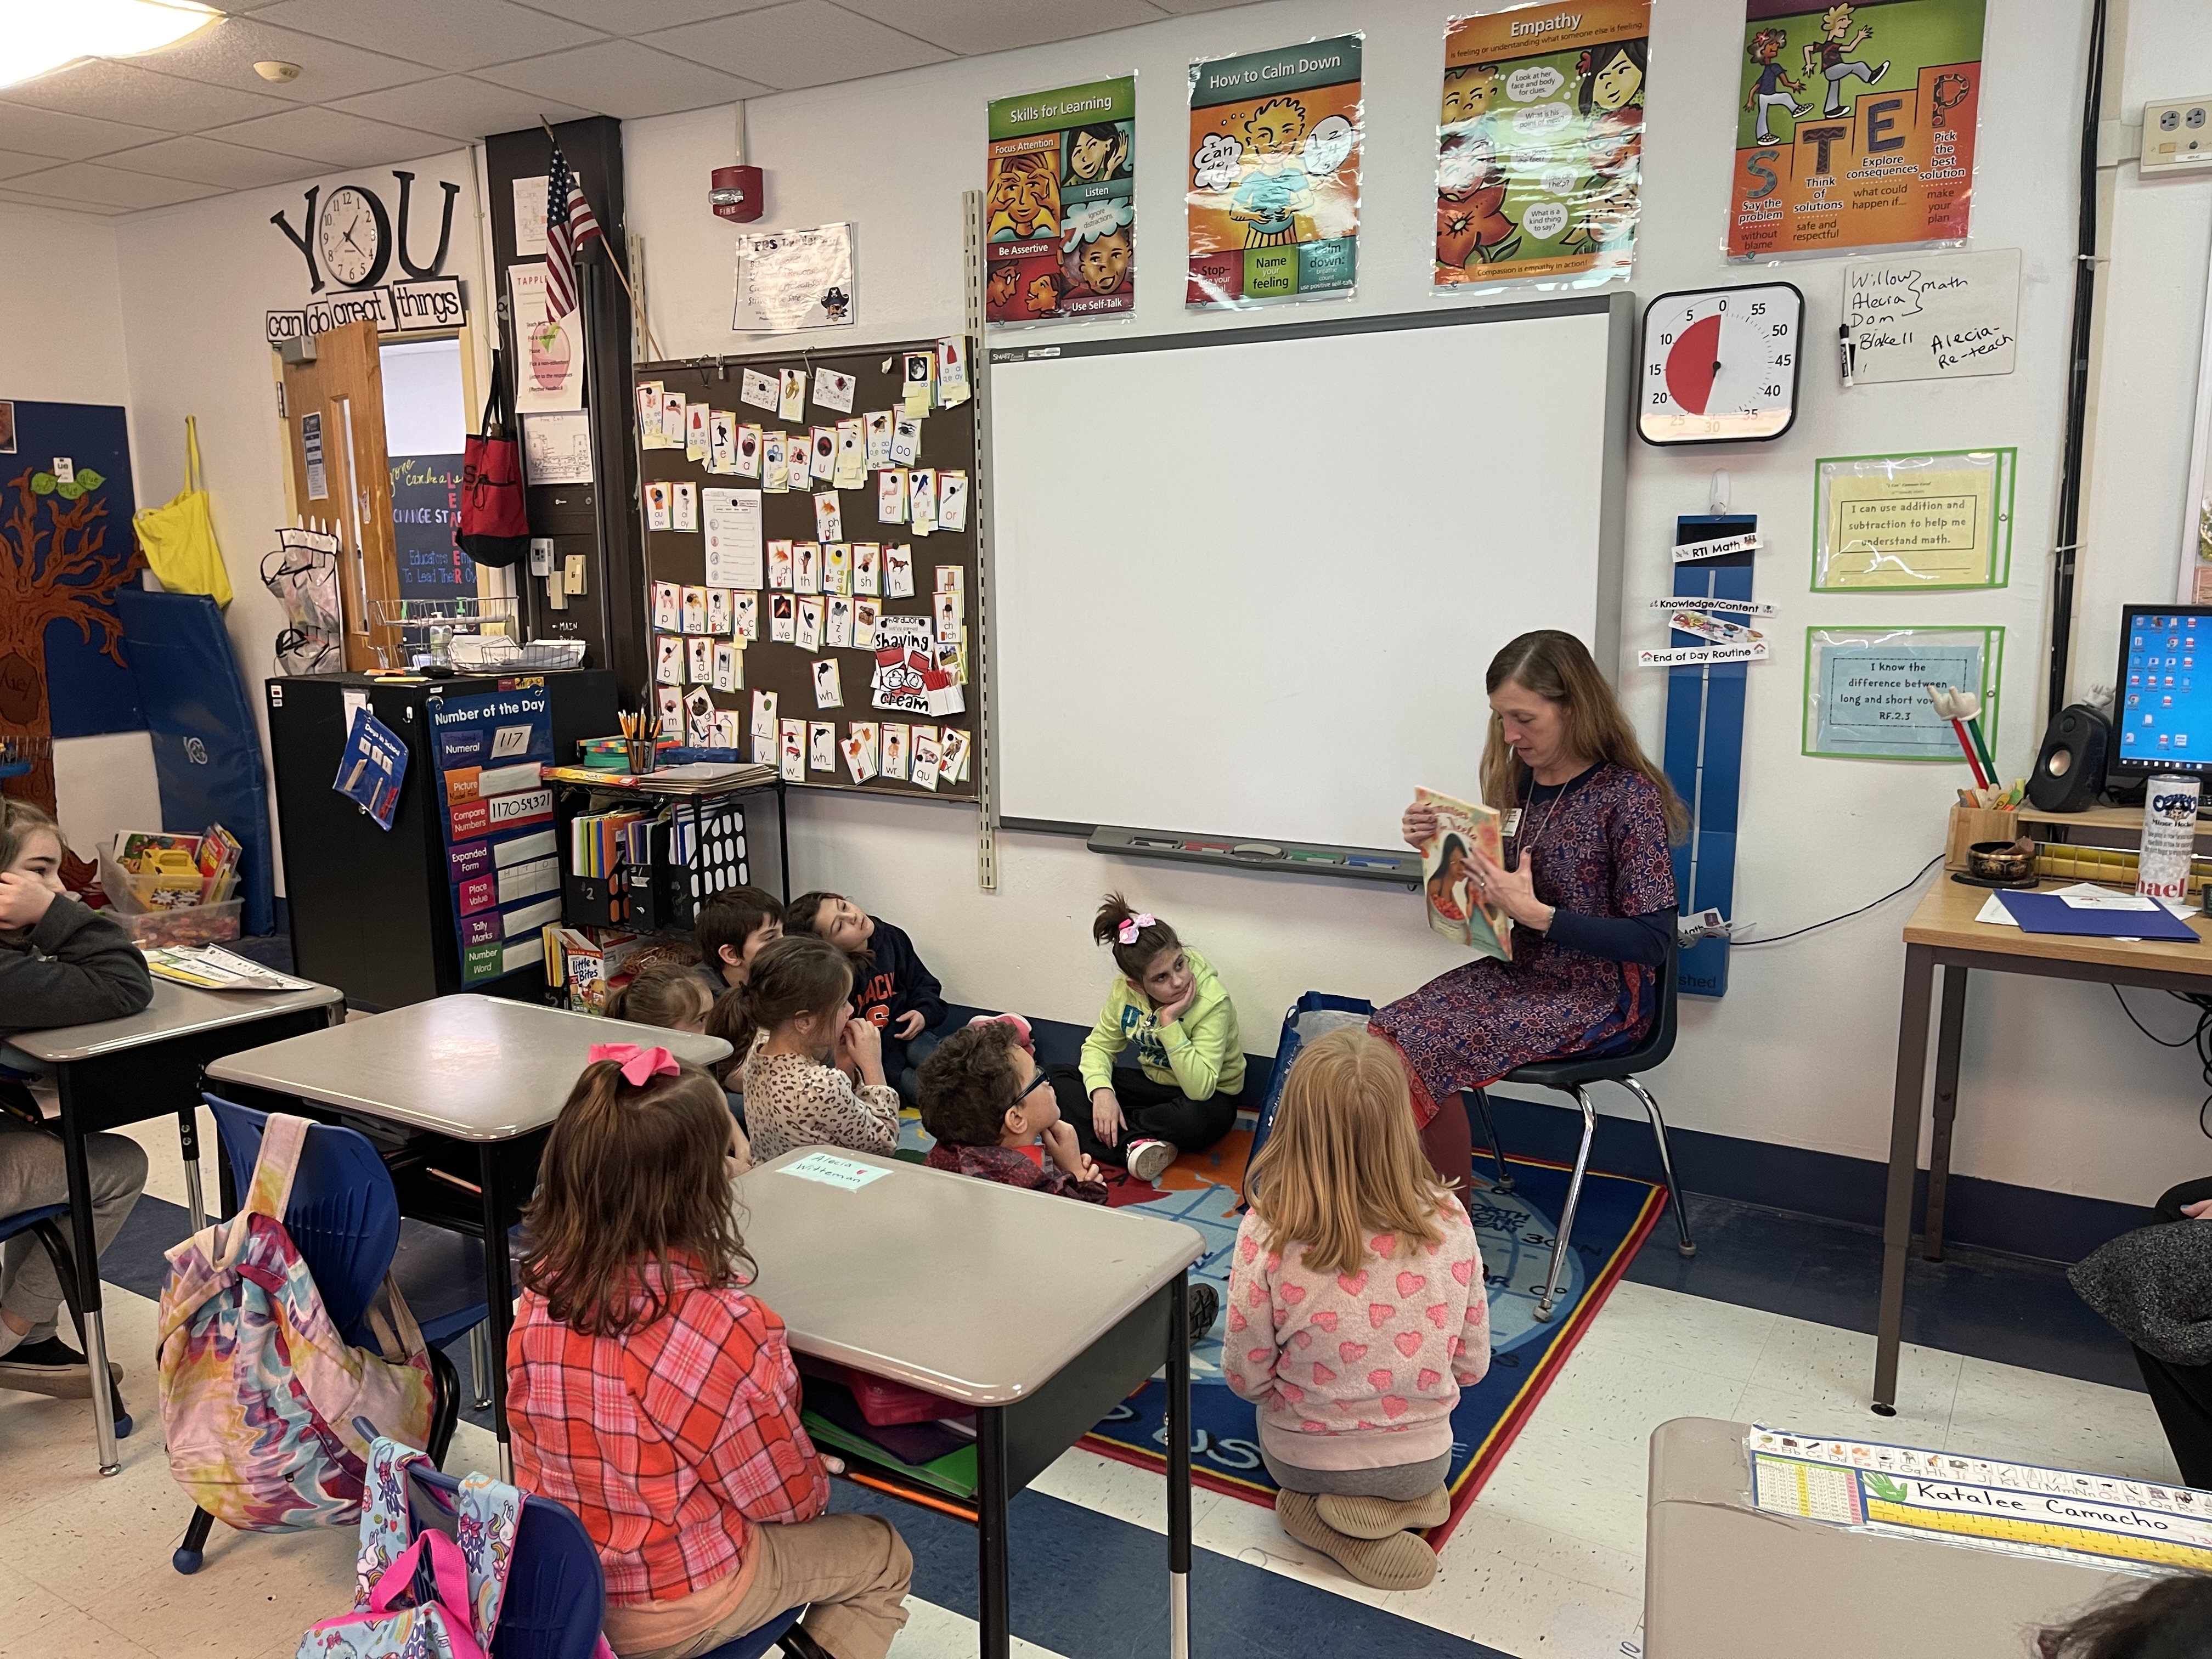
[{"left": 456, "top": 349, "right": 530, "bottom": 569}]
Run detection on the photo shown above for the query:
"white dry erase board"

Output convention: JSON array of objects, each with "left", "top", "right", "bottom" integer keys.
[
  {"left": 990, "top": 295, "right": 1632, "bottom": 850},
  {"left": 1843, "top": 248, "right": 2021, "bottom": 385}
]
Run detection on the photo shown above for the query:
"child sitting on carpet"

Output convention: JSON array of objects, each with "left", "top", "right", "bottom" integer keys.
[
  {"left": 697, "top": 884, "right": 785, "bottom": 995},
  {"left": 724, "top": 935, "right": 900, "bottom": 1164},
  {"left": 916, "top": 1017, "right": 1222, "bottom": 1347},
  {"left": 1070, "top": 894, "right": 1243, "bottom": 1183},
  {"left": 786, "top": 890, "right": 946, "bottom": 1103},
  {"left": 917, "top": 1017, "right": 1106, "bottom": 1202},
  {"left": 1222, "top": 1026, "right": 1490, "bottom": 1593},
  {"left": 509, "top": 1042, "right": 912, "bottom": 1659},
  {"left": 605, "top": 960, "right": 713, "bottom": 1034}
]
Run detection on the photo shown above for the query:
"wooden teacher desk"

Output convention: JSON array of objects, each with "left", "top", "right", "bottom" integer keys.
[
  {"left": 1877, "top": 877, "right": 2212, "bottom": 1412},
  {"left": 736, "top": 1148, "right": 1205, "bottom": 1659},
  {"left": 10, "top": 979, "right": 346, "bottom": 1474},
  {"left": 204, "top": 995, "right": 730, "bottom": 1475}
]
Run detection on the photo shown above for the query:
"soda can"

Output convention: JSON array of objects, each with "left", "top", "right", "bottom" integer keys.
[{"left": 2138, "top": 774, "right": 2202, "bottom": 902}]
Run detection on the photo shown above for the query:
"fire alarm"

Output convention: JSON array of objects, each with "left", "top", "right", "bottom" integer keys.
[{"left": 710, "top": 166, "right": 764, "bottom": 223}]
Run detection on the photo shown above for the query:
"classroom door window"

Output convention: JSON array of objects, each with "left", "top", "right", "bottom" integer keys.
[{"left": 381, "top": 337, "right": 475, "bottom": 600}]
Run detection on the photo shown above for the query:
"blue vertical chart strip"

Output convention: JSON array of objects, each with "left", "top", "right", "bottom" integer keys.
[{"left": 1662, "top": 515, "right": 1756, "bottom": 999}]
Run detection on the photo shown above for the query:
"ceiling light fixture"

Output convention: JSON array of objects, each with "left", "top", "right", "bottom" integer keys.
[{"left": 0, "top": 1, "right": 223, "bottom": 93}]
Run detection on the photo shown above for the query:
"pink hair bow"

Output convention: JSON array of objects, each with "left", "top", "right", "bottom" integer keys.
[
  {"left": 589, "top": 1042, "right": 680, "bottom": 1087},
  {"left": 1116, "top": 913, "right": 1155, "bottom": 945}
]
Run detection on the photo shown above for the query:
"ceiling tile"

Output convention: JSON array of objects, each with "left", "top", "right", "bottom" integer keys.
[
  {"left": 1149, "top": 0, "right": 1261, "bottom": 12},
  {"left": 515, "top": 0, "right": 780, "bottom": 30},
  {"left": 200, "top": 107, "right": 453, "bottom": 168},
  {"left": 644, "top": 2, "right": 951, "bottom": 92},
  {"left": 330, "top": 76, "right": 593, "bottom": 142},
  {"left": 256, "top": 0, "right": 605, "bottom": 75},
  {"left": 0, "top": 148, "right": 66, "bottom": 181},
  {"left": 98, "top": 134, "right": 322, "bottom": 188},
  {"left": 133, "top": 17, "right": 437, "bottom": 101},
  {"left": 4, "top": 162, "right": 228, "bottom": 210},
  {"left": 476, "top": 40, "right": 769, "bottom": 118},
  {"left": 0, "top": 59, "right": 289, "bottom": 132},
  {"left": 0, "top": 187, "right": 129, "bottom": 215},
  {"left": 831, "top": 0, "right": 1165, "bottom": 55},
  {"left": 0, "top": 106, "right": 168, "bottom": 161}
]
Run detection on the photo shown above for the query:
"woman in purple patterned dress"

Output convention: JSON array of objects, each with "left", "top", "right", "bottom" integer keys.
[{"left": 1370, "top": 631, "right": 1685, "bottom": 1200}]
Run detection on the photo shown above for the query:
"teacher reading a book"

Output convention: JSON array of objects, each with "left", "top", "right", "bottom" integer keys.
[{"left": 1370, "top": 630, "right": 1685, "bottom": 1205}]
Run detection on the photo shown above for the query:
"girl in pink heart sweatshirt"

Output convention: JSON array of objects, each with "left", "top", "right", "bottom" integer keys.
[{"left": 1222, "top": 1027, "right": 1489, "bottom": 1590}]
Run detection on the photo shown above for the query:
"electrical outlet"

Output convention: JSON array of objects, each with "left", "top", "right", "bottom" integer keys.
[
  {"left": 563, "top": 554, "right": 588, "bottom": 595},
  {"left": 2141, "top": 97, "right": 2212, "bottom": 175}
]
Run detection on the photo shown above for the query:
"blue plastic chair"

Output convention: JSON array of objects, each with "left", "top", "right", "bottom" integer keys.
[
  {"left": 0, "top": 1200, "right": 132, "bottom": 1455},
  {"left": 172, "top": 1097, "right": 469, "bottom": 1573},
  {"left": 202, "top": 1096, "right": 492, "bottom": 1352},
  {"left": 402, "top": 1455, "right": 804, "bottom": 1659}
]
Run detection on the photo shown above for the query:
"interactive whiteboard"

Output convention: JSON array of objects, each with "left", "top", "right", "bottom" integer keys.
[{"left": 989, "top": 295, "right": 1632, "bottom": 851}]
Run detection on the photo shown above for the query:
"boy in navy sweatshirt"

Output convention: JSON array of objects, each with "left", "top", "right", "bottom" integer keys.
[{"left": 786, "top": 890, "right": 946, "bottom": 1100}]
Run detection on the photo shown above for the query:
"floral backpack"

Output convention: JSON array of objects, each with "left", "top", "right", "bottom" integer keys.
[
  {"left": 296, "top": 1437, "right": 520, "bottom": 1658},
  {"left": 157, "top": 1113, "right": 436, "bottom": 1532}
]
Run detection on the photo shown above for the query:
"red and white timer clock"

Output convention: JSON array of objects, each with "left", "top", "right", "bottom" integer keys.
[{"left": 1636, "top": 282, "right": 1804, "bottom": 446}]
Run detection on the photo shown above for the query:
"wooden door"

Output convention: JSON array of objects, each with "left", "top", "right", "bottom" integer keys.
[{"left": 281, "top": 320, "right": 400, "bottom": 671}]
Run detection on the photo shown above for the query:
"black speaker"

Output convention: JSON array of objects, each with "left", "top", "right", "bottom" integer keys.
[{"left": 2028, "top": 704, "right": 2109, "bottom": 812}]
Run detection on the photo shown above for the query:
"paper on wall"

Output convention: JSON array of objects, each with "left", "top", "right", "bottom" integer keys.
[
  {"left": 733, "top": 224, "right": 857, "bottom": 334},
  {"left": 508, "top": 263, "right": 584, "bottom": 414},
  {"left": 1843, "top": 248, "right": 2021, "bottom": 385},
  {"left": 522, "top": 411, "right": 592, "bottom": 484},
  {"left": 703, "top": 488, "right": 764, "bottom": 589}
]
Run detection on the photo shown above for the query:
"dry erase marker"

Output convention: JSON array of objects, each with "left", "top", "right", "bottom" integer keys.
[
  {"left": 1287, "top": 849, "right": 1343, "bottom": 865},
  {"left": 1837, "top": 325, "right": 1854, "bottom": 387},
  {"left": 1345, "top": 854, "right": 1402, "bottom": 870}
]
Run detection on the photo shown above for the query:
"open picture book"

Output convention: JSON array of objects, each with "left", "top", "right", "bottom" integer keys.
[{"left": 1415, "top": 787, "right": 1512, "bottom": 962}]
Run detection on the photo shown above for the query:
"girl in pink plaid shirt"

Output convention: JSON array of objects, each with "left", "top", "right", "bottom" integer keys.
[{"left": 508, "top": 1045, "right": 911, "bottom": 1659}]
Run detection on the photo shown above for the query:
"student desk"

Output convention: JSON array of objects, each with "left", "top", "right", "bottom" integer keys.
[
  {"left": 10, "top": 979, "right": 346, "bottom": 1474},
  {"left": 736, "top": 1148, "right": 1206, "bottom": 1659},
  {"left": 202, "top": 995, "right": 730, "bottom": 1476},
  {"left": 1645, "top": 1417, "right": 2135, "bottom": 1658},
  {"left": 1877, "top": 877, "right": 2212, "bottom": 1412}
]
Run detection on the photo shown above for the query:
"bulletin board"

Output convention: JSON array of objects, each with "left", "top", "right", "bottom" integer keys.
[{"left": 634, "top": 338, "right": 979, "bottom": 801}]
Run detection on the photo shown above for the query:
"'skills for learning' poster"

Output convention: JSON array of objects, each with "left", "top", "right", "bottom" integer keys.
[
  {"left": 1187, "top": 35, "right": 1362, "bottom": 309},
  {"left": 1437, "top": 2, "right": 1649, "bottom": 292},
  {"left": 985, "top": 76, "right": 1136, "bottom": 326},
  {"left": 1728, "top": 0, "right": 1982, "bottom": 259}
]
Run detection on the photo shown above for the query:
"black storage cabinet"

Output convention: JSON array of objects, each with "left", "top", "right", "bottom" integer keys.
[{"left": 265, "top": 669, "right": 618, "bottom": 1010}]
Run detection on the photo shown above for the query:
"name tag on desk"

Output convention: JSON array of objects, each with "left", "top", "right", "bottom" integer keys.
[{"left": 780, "top": 1152, "right": 890, "bottom": 1192}]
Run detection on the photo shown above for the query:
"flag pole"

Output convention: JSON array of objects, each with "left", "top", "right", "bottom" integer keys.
[{"left": 540, "top": 116, "right": 665, "bottom": 363}]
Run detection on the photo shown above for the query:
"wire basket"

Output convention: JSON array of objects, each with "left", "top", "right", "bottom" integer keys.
[
  {"left": 0, "top": 733, "right": 52, "bottom": 781},
  {"left": 369, "top": 596, "right": 540, "bottom": 672}
]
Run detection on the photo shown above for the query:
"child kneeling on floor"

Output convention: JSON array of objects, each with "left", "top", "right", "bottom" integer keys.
[
  {"left": 509, "top": 1045, "right": 911, "bottom": 1659},
  {"left": 1223, "top": 1026, "right": 1490, "bottom": 1592}
]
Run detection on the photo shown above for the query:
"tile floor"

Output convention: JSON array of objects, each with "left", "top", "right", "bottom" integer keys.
[{"left": 0, "top": 1117, "right": 2181, "bottom": 1659}]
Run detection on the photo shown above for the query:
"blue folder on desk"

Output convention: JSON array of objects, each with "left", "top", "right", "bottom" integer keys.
[{"left": 1996, "top": 890, "right": 2200, "bottom": 942}]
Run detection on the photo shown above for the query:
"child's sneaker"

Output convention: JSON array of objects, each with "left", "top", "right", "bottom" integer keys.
[
  {"left": 0, "top": 1335, "right": 123, "bottom": 1400},
  {"left": 1125, "top": 1138, "right": 1176, "bottom": 1183},
  {"left": 1186, "top": 1282, "right": 1219, "bottom": 1347}
]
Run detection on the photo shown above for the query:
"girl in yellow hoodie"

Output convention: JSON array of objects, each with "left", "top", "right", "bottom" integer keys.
[{"left": 1070, "top": 894, "right": 1244, "bottom": 1182}]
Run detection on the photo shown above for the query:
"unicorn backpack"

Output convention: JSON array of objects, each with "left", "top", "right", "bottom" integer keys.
[{"left": 157, "top": 1113, "right": 436, "bottom": 1532}]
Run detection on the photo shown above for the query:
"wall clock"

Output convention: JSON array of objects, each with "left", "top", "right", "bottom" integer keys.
[
  {"left": 317, "top": 184, "right": 392, "bottom": 290},
  {"left": 1637, "top": 282, "right": 1804, "bottom": 446}
]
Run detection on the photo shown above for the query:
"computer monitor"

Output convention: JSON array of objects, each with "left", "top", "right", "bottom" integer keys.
[{"left": 2112, "top": 603, "right": 2212, "bottom": 785}]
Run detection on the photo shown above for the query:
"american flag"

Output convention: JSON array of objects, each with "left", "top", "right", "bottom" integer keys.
[{"left": 544, "top": 142, "right": 602, "bottom": 319}]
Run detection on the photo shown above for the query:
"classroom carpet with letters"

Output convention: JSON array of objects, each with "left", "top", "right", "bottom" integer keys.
[{"left": 896, "top": 1115, "right": 1667, "bottom": 1546}]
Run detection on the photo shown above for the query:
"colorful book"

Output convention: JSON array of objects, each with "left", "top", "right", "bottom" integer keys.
[{"left": 1414, "top": 787, "right": 1511, "bottom": 962}]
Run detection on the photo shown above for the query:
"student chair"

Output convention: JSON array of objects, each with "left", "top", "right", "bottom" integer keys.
[
  {"left": 394, "top": 1441, "right": 808, "bottom": 1659},
  {"left": 172, "top": 1097, "right": 469, "bottom": 1575},
  {"left": 0, "top": 1200, "right": 132, "bottom": 1462},
  {"left": 1485, "top": 937, "right": 1697, "bottom": 1323}
]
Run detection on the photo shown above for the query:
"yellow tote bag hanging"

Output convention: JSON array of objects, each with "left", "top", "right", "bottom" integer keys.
[{"left": 134, "top": 416, "right": 233, "bottom": 607}]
